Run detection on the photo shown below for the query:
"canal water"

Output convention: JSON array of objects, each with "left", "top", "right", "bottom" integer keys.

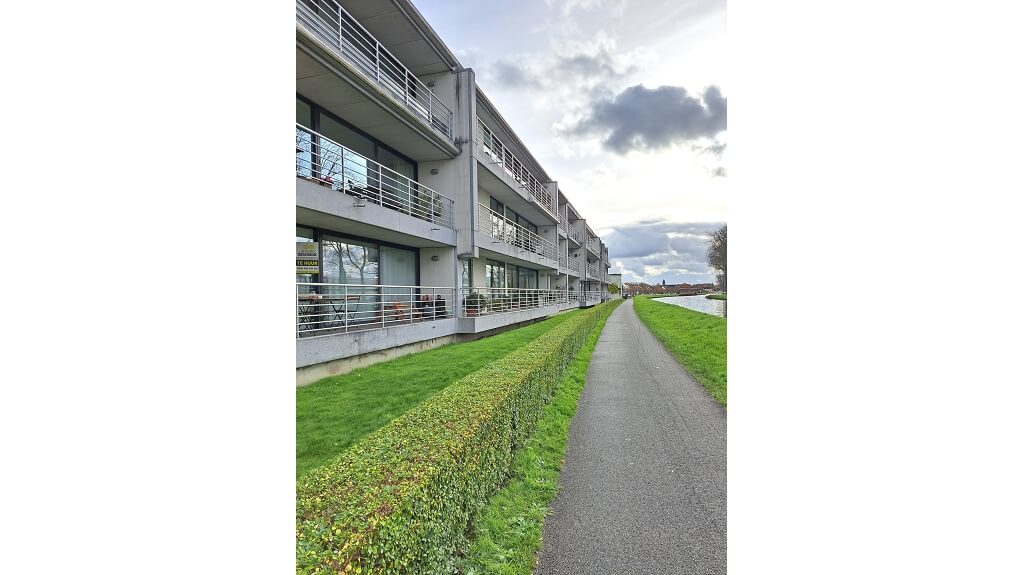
[{"left": 654, "top": 295, "right": 727, "bottom": 318}]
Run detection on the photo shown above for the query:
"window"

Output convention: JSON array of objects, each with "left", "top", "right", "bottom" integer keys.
[
  {"left": 461, "top": 259, "right": 471, "bottom": 289},
  {"left": 322, "top": 236, "right": 379, "bottom": 286},
  {"left": 296, "top": 226, "right": 318, "bottom": 293},
  {"left": 377, "top": 147, "right": 415, "bottom": 209},
  {"left": 485, "top": 259, "right": 506, "bottom": 288},
  {"left": 319, "top": 114, "right": 375, "bottom": 190},
  {"left": 507, "top": 264, "right": 519, "bottom": 288}
]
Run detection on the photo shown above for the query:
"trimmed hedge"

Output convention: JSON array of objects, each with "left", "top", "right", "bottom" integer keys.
[{"left": 296, "top": 304, "right": 610, "bottom": 574}]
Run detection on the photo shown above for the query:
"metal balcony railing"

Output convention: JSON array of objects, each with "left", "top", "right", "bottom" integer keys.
[
  {"left": 566, "top": 224, "right": 582, "bottom": 245},
  {"left": 476, "top": 203, "right": 558, "bottom": 261},
  {"left": 296, "top": 0, "right": 454, "bottom": 141},
  {"left": 475, "top": 118, "right": 557, "bottom": 220},
  {"left": 586, "top": 261, "right": 598, "bottom": 278},
  {"left": 297, "top": 283, "right": 455, "bottom": 338},
  {"left": 586, "top": 236, "right": 600, "bottom": 254},
  {"left": 582, "top": 290, "right": 603, "bottom": 303},
  {"left": 558, "top": 252, "right": 568, "bottom": 269},
  {"left": 460, "top": 287, "right": 567, "bottom": 317},
  {"left": 297, "top": 124, "right": 454, "bottom": 228}
]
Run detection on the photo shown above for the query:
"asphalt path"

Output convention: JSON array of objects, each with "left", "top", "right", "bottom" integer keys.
[{"left": 536, "top": 300, "right": 727, "bottom": 574}]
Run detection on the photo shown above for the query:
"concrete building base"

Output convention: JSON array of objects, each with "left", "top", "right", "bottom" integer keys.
[
  {"left": 296, "top": 332, "right": 461, "bottom": 387},
  {"left": 296, "top": 308, "right": 579, "bottom": 387}
]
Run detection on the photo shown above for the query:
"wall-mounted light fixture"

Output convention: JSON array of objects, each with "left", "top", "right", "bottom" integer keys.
[
  {"left": 430, "top": 168, "right": 439, "bottom": 175},
  {"left": 430, "top": 255, "right": 439, "bottom": 262}
]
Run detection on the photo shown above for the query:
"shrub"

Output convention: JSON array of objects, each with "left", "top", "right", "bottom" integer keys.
[{"left": 296, "top": 304, "right": 609, "bottom": 574}]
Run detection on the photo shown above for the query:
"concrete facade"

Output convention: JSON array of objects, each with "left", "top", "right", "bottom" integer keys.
[{"left": 295, "top": 0, "right": 612, "bottom": 382}]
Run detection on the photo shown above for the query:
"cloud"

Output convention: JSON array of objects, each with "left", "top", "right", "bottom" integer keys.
[
  {"left": 555, "top": 49, "right": 638, "bottom": 80},
  {"left": 544, "top": 0, "right": 628, "bottom": 18},
  {"left": 566, "top": 84, "right": 727, "bottom": 154},
  {"left": 603, "top": 220, "right": 724, "bottom": 284},
  {"left": 709, "top": 166, "right": 727, "bottom": 178},
  {"left": 488, "top": 60, "right": 543, "bottom": 89}
]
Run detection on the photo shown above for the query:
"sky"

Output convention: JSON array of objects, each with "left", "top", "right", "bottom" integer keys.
[{"left": 414, "top": 0, "right": 727, "bottom": 285}]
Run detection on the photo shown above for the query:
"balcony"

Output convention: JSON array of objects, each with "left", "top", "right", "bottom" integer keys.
[
  {"left": 475, "top": 118, "right": 558, "bottom": 221},
  {"left": 586, "top": 236, "right": 600, "bottom": 255},
  {"left": 460, "top": 287, "right": 572, "bottom": 317},
  {"left": 297, "top": 124, "right": 454, "bottom": 229},
  {"left": 582, "top": 290, "right": 603, "bottom": 305},
  {"left": 477, "top": 203, "right": 558, "bottom": 261},
  {"left": 297, "top": 283, "right": 455, "bottom": 339},
  {"left": 586, "top": 261, "right": 598, "bottom": 278},
  {"left": 296, "top": 0, "right": 454, "bottom": 142},
  {"left": 566, "top": 223, "right": 582, "bottom": 245}
]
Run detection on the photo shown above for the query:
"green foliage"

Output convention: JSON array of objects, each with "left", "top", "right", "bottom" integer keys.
[
  {"left": 633, "top": 297, "right": 728, "bottom": 407},
  {"left": 458, "top": 299, "right": 622, "bottom": 575},
  {"left": 296, "top": 311, "right": 578, "bottom": 478},
  {"left": 706, "top": 293, "right": 727, "bottom": 300},
  {"left": 296, "top": 304, "right": 614, "bottom": 574}
]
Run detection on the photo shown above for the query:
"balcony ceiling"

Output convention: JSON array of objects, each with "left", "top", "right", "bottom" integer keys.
[
  {"left": 297, "top": 206, "right": 452, "bottom": 248},
  {"left": 297, "top": 45, "right": 454, "bottom": 162},
  {"left": 338, "top": 0, "right": 452, "bottom": 76}
]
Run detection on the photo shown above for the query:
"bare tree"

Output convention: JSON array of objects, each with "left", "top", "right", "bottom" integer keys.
[{"left": 706, "top": 225, "right": 727, "bottom": 291}]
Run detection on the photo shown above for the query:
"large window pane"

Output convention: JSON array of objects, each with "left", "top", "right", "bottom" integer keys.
[
  {"left": 296, "top": 98, "right": 312, "bottom": 128},
  {"left": 377, "top": 147, "right": 414, "bottom": 214},
  {"left": 322, "top": 236, "right": 380, "bottom": 324},
  {"left": 485, "top": 259, "right": 505, "bottom": 289},
  {"left": 381, "top": 246, "right": 417, "bottom": 307},
  {"left": 319, "top": 115, "right": 376, "bottom": 192}
]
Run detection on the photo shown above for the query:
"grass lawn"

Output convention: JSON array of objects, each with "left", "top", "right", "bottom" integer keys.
[
  {"left": 457, "top": 300, "right": 622, "bottom": 575},
  {"left": 633, "top": 297, "right": 727, "bottom": 407},
  {"left": 706, "top": 293, "right": 727, "bottom": 300},
  {"left": 296, "top": 310, "right": 580, "bottom": 478}
]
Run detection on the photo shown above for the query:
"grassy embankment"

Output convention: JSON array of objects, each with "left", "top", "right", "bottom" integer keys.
[
  {"left": 706, "top": 293, "right": 727, "bottom": 300},
  {"left": 296, "top": 310, "right": 580, "bottom": 478},
  {"left": 633, "top": 296, "right": 727, "bottom": 407},
  {"left": 457, "top": 299, "right": 622, "bottom": 575}
]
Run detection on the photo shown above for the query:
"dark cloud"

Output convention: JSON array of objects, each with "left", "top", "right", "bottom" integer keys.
[
  {"left": 568, "top": 84, "right": 727, "bottom": 154},
  {"left": 490, "top": 60, "right": 543, "bottom": 89},
  {"left": 603, "top": 220, "right": 724, "bottom": 283},
  {"left": 556, "top": 49, "right": 637, "bottom": 80},
  {"left": 710, "top": 166, "right": 727, "bottom": 178}
]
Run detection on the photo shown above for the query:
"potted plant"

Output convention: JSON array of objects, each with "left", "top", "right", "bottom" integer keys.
[{"left": 464, "top": 292, "right": 486, "bottom": 317}]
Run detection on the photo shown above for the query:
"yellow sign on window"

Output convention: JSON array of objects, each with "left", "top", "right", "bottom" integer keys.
[{"left": 297, "top": 242, "right": 319, "bottom": 275}]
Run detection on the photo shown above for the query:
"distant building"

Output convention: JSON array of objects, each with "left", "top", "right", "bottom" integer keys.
[{"left": 608, "top": 273, "right": 623, "bottom": 297}]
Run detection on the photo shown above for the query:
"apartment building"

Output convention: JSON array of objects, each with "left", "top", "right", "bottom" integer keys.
[{"left": 295, "top": 0, "right": 612, "bottom": 383}]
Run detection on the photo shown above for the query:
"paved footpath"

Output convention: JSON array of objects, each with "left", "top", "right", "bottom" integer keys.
[{"left": 536, "top": 300, "right": 727, "bottom": 574}]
